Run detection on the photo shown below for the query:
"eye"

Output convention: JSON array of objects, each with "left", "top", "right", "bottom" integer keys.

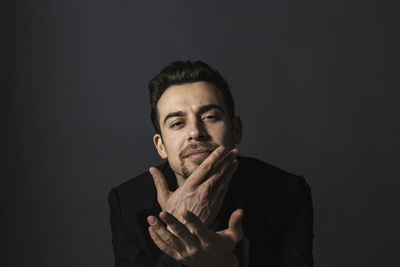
[
  {"left": 202, "top": 115, "right": 217, "bottom": 121},
  {"left": 170, "top": 121, "right": 184, "bottom": 128}
]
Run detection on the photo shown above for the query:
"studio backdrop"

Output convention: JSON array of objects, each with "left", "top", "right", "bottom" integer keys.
[{"left": 3, "top": 1, "right": 399, "bottom": 266}]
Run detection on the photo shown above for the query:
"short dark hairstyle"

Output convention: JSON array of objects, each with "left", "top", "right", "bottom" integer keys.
[{"left": 148, "top": 60, "right": 235, "bottom": 134}]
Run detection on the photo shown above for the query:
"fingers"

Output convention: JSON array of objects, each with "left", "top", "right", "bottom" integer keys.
[
  {"left": 227, "top": 209, "right": 244, "bottom": 244},
  {"left": 147, "top": 215, "right": 182, "bottom": 259},
  {"left": 202, "top": 155, "right": 239, "bottom": 191},
  {"left": 159, "top": 211, "right": 197, "bottom": 247},
  {"left": 149, "top": 167, "right": 170, "bottom": 205},
  {"left": 182, "top": 210, "right": 208, "bottom": 237},
  {"left": 187, "top": 146, "right": 226, "bottom": 186},
  {"left": 188, "top": 146, "right": 239, "bottom": 187},
  {"left": 213, "top": 147, "right": 239, "bottom": 170},
  {"left": 207, "top": 148, "right": 239, "bottom": 189}
]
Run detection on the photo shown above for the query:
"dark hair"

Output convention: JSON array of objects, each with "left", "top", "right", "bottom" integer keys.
[{"left": 148, "top": 60, "right": 235, "bottom": 134}]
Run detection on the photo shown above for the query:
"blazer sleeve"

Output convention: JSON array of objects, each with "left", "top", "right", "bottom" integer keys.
[
  {"left": 277, "top": 177, "right": 314, "bottom": 267},
  {"left": 108, "top": 188, "right": 157, "bottom": 267}
]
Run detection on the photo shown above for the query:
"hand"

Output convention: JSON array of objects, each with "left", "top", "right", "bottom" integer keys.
[
  {"left": 147, "top": 209, "right": 244, "bottom": 267},
  {"left": 149, "top": 146, "right": 239, "bottom": 226}
]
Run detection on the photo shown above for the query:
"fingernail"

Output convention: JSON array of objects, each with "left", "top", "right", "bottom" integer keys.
[
  {"left": 149, "top": 168, "right": 155, "bottom": 177},
  {"left": 147, "top": 216, "right": 156, "bottom": 225},
  {"left": 232, "top": 149, "right": 239, "bottom": 156}
]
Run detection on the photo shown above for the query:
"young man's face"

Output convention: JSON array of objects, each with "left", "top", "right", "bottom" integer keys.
[{"left": 153, "top": 81, "right": 242, "bottom": 184}]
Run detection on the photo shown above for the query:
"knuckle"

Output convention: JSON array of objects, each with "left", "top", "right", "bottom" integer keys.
[
  {"left": 164, "top": 237, "right": 173, "bottom": 245},
  {"left": 212, "top": 152, "right": 220, "bottom": 161},
  {"left": 199, "top": 186, "right": 210, "bottom": 199},
  {"left": 202, "top": 162, "right": 212, "bottom": 173},
  {"left": 186, "top": 183, "right": 196, "bottom": 191},
  {"left": 189, "top": 248, "right": 200, "bottom": 258}
]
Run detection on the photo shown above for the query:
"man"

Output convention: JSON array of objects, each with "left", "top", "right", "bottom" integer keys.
[{"left": 108, "top": 61, "right": 314, "bottom": 267}]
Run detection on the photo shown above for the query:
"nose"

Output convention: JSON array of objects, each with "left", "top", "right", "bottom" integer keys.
[{"left": 188, "top": 117, "right": 208, "bottom": 141}]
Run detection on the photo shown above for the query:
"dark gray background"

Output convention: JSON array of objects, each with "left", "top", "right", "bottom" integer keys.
[{"left": 3, "top": 0, "right": 399, "bottom": 266}]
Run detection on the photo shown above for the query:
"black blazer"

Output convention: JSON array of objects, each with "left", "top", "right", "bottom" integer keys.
[{"left": 108, "top": 156, "right": 314, "bottom": 267}]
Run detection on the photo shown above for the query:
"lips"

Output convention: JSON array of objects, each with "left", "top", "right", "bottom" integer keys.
[{"left": 184, "top": 149, "right": 212, "bottom": 158}]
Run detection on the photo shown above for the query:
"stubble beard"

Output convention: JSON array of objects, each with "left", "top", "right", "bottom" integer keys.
[{"left": 179, "top": 143, "right": 219, "bottom": 179}]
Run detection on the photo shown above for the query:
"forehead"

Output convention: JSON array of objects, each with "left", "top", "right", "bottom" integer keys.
[{"left": 156, "top": 81, "right": 226, "bottom": 116}]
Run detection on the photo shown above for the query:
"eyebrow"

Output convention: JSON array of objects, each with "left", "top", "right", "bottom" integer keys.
[
  {"left": 163, "top": 111, "right": 185, "bottom": 126},
  {"left": 162, "top": 104, "right": 224, "bottom": 126},
  {"left": 197, "top": 104, "right": 224, "bottom": 115}
]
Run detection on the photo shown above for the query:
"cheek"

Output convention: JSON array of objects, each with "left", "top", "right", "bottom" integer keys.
[
  {"left": 209, "top": 123, "right": 232, "bottom": 143},
  {"left": 163, "top": 135, "right": 183, "bottom": 156}
]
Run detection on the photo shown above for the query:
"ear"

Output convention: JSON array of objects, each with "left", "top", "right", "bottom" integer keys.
[
  {"left": 232, "top": 115, "right": 242, "bottom": 145},
  {"left": 153, "top": 133, "right": 168, "bottom": 159}
]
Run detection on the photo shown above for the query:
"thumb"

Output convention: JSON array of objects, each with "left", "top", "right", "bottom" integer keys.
[
  {"left": 149, "top": 167, "right": 170, "bottom": 206},
  {"left": 227, "top": 208, "right": 244, "bottom": 244}
]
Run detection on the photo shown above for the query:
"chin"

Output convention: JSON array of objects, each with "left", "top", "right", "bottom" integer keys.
[
  {"left": 191, "top": 157, "right": 206, "bottom": 165},
  {"left": 178, "top": 156, "right": 207, "bottom": 179},
  {"left": 181, "top": 162, "right": 201, "bottom": 178}
]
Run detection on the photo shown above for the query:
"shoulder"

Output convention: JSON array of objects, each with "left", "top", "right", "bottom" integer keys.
[
  {"left": 235, "top": 156, "right": 313, "bottom": 235},
  {"left": 237, "top": 155, "right": 306, "bottom": 184},
  {"left": 235, "top": 155, "right": 310, "bottom": 206}
]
